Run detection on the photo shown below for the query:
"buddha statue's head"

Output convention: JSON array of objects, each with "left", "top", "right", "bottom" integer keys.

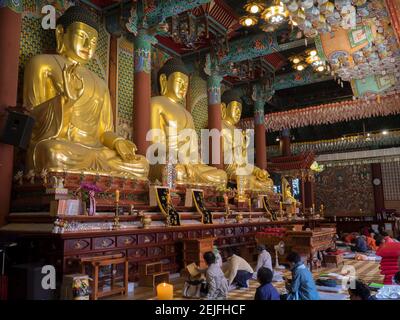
[
  {"left": 158, "top": 58, "right": 190, "bottom": 103},
  {"left": 221, "top": 90, "right": 243, "bottom": 125},
  {"left": 55, "top": 6, "right": 99, "bottom": 64}
]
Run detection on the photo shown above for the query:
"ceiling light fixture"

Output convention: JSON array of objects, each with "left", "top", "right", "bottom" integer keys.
[
  {"left": 239, "top": 15, "right": 258, "bottom": 27},
  {"left": 261, "top": 0, "right": 288, "bottom": 26},
  {"left": 244, "top": 1, "right": 266, "bottom": 14}
]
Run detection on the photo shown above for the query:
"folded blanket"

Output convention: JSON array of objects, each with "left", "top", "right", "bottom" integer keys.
[{"left": 316, "top": 285, "right": 343, "bottom": 293}]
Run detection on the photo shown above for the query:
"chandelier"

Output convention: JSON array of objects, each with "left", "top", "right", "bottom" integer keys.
[
  {"left": 261, "top": 1, "right": 288, "bottom": 25},
  {"left": 240, "top": 0, "right": 288, "bottom": 29},
  {"left": 289, "top": 49, "right": 328, "bottom": 73}
]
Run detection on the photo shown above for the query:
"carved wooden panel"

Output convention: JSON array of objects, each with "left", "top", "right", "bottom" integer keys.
[
  {"left": 188, "top": 230, "right": 202, "bottom": 238},
  {"left": 202, "top": 229, "right": 215, "bottom": 238},
  {"left": 173, "top": 231, "right": 188, "bottom": 240},
  {"left": 165, "top": 244, "right": 176, "bottom": 255},
  {"left": 128, "top": 247, "right": 147, "bottom": 259},
  {"left": 235, "top": 227, "right": 243, "bottom": 235},
  {"left": 92, "top": 237, "right": 116, "bottom": 250},
  {"left": 229, "top": 237, "right": 239, "bottom": 244},
  {"left": 117, "top": 235, "right": 137, "bottom": 247},
  {"left": 214, "top": 228, "right": 224, "bottom": 237},
  {"left": 138, "top": 234, "right": 156, "bottom": 245},
  {"left": 148, "top": 246, "right": 165, "bottom": 257},
  {"left": 157, "top": 232, "right": 173, "bottom": 243},
  {"left": 64, "top": 238, "right": 91, "bottom": 253},
  {"left": 225, "top": 227, "right": 234, "bottom": 236}
]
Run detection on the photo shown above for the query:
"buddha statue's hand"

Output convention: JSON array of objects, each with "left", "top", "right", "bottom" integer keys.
[
  {"left": 114, "top": 139, "right": 139, "bottom": 162},
  {"left": 62, "top": 62, "right": 84, "bottom": 101},
  {"left": 252, "top": 167, "right": 268, "bottom": 181}
]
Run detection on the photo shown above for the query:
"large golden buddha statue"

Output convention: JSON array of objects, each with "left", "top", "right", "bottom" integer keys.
[
  {"left": 221, "top": 90, "right": 273, "bottom": 191},
  {"left": 23, "top": 6, "right": 149, "bottom": 179},
  {"left": 150, "top": 58, "right": 227, "bottom": 188}
]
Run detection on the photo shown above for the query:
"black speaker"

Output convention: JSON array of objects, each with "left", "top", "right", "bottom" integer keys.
[
  {"left": 0, "top": 110, "right": 35, "bottom": 149},
  {"left": 8, "top": 263, "right": 57, "bottom": 300}
]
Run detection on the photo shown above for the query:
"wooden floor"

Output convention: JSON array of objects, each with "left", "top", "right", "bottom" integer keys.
[{"left": 106, "top": 260, "right": 383, "bottom": 300}]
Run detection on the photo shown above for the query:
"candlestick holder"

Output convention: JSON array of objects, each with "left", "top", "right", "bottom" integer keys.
[
  {"left": 165, "top": 194, "right": 172, "bottom": 227},
  {"left": 224, "top": 204, "right": 230, "bottom": 224},
  {"left": 320, "top": 205, "right": 325, "bottom": 219},
  {"left": 113, "top": 198, "right": 121, "bottom": 229},
  {"left": 248, "top": 198, "right": 253, "bottom": 222}
]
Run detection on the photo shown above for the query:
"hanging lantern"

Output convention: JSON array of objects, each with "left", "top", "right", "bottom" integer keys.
[
  {"left": 295, "top": 63, "right": 307, "bottom": 71},
  {"left": 289, "top": 55, "right": 303, "bottom": 64},
  {"left": 239, "top": 15, "right": 258, "bottom": 27},
  {"left": 243, "top": 1, "right": 266, "bottom": 14}
]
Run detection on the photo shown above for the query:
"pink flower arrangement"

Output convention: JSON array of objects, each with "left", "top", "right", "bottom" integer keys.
[{"left": 80, "top": 182, "right": 102, "bottom": 193}]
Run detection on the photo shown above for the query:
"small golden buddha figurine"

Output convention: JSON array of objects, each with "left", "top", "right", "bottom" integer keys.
[
  {"left": 23, "top": 6, "right": 149, "bottom": 179},
  {"left": 282, "top": 177, "right": 297, "bottom": 205},
  {"left": 221, "top": 90, "right": 273, "bottom": 191},
  {"left": 281, "top": 177, "right": 299, "bottom": 219},
  {"left": 150, "top": 58, "right": 227, "bottom": 188}
]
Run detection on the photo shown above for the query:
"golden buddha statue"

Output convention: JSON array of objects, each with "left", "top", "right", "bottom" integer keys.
[
  {"left": 282, "top": 177, "right": 297, "bottom": 205},
  {"left": 23, "top": 6, "right": 149, "bottom": 179},
  {"left": 221, "top": 90, "right": 273, "bottom": 191},
  {"left": 149, "top": 58, "right": 227, "bottom": 188}
]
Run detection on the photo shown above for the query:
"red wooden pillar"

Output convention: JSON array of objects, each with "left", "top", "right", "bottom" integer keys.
[
  {"left": 253, "top": 84, "right": 271, "bottom": 170},
  {"left": 133, "top": 30, "right": 151, "bottom": 156},
  {"left": 108, "top": 34, "right": 119, "bottom": 128},
  {"left": 207, "top": 74, "right": 223, "bottom": 169},
  {"left": 301, "top": 179, "right": 306, "bottom": 211},
  {"left": 0, "top": 6, "right": 22, "bottom": 226},
  {"left": 279, "top": 129, "right": 291, "bottom": 157},
  {"left": 254, "top": 100, "right": 266, "bottom": 170},
  {"left": 371, "top": 163, "right": 385, "bottom": 215},
  {"left": 304, "top": 179, "right": 315, "bottom": 209}
]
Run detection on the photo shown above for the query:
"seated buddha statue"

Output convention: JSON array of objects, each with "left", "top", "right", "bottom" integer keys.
[
  {"left": 150, "top": 58, "right": 227, "bottom": 188},
  {"left": 282, "top": 177, "right": 297, "bottom": 205},
  {"left": 23, "top": 6, "right": 149, "bottom": 179},
  {"left": 221, "top": 90, "right": 273, "bottom": 191}
]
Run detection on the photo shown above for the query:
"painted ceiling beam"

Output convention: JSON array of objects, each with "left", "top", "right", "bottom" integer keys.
[
  {"left": 231, "top": 68, "right": 333, "bottom": 100},
  {"left": 221, "top": 33, "right": 314, "bottom": 64},
  {"left": 273, "top": 68, "right": 333, "bottom": 91},
  {"left": 146, "top": 0, "right": 212, "bottom": 26}
]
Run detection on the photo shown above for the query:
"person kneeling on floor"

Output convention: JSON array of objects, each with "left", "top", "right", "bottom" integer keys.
[
  {"left": 285, "top": 252, "right": 320, "bottom": 300},
  {"left": 200, "top": 251, "right": 229, "bottom": 300},
  {"left": 224, "top": 247, "right": 254, "bottom": 290}
]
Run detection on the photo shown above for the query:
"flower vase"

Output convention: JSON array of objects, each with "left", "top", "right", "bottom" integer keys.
[
  {"left": 88, "top": 190, "right": 96, "bottom": 216},
  {"left": 82, "top": 201, "right": 88, "bottom": 216}
]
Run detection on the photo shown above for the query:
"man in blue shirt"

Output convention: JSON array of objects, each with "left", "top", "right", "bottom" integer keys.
[
  {"left": 352, "top": 235, "right": 368, "bottom": 253},
  {"left": 254, "top": 267, "right": 280, "bottom": 300},
  {"left": 285, "top": 252, "right": 320, "bottom": 300}
]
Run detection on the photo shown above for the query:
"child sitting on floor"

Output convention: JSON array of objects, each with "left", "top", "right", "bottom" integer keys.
[{"left": 254, "top": 267, "right": 280, "bottom": 300}]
